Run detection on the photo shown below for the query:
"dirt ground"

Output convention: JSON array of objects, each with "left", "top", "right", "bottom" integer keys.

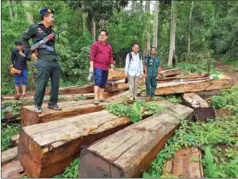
[{"left": 216, "top": 60, "right": 238, "bottom": 85}]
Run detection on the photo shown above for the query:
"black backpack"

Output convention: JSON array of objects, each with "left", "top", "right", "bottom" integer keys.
[{"left": 128, "top": 52, "right": 142, "bottom": 62}]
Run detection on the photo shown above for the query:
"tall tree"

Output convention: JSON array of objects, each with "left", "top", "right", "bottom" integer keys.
[
  {"left": 22, "top": 1, "right": 34, "bottom": 24},
  {"left": 144, "top": 0, "right": 151, "bottom": 56},
  {"left": 68, "top": 0, "right": 129, "bottom": 39},
  {"left": 7, "top": 0, "right": 13, "bottom": 19},
  {"left": 152, "top": 0, "right": 160, "bottom": 48},
  {"left": 168, "top": 0, "right": 177, "bottom": 67},
  {"left": 187, "top": 1, "right": 194, "bottom": 59}
]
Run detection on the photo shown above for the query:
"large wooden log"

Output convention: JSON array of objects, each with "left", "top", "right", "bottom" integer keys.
[
  {"left": 163, "top": 147, "right": 204, "bottom": 178},
  {"left": 79, "top": 103, "right": 193, "bottom": 178},
  {"left": 155, "top": 76, "right": 232, "bottom": 95},
  {"left": 159, "top": 68, "right": 182, "bottom": 77},
  {"left": 183, "top": 93, "right": 215, "bottom": 121},
  {"left": 158, "top": 73, "right": 210, "bottom": 82},
  {"left": 7, "top": 92, "right": 116, "bottom": 106},
  {"left": 21, "top": 92, "right": 126, "bottom": 127},
  {"left": 2, "top": 147, "right": 18, "bottom": 165},
  {"left": 18, "top": 111, "right": 131, "bottom": 178},
  {"left": 1, "top": 160, "right": 24, "bottom": 178},
  {"left": 106, "top": 78, "right": 144, "bottom": 93},
  {"left": 2, "top": 84, "right": 95, "bottom": 100},
  {"left": 108, "top": 68, "right": 125, "bottom": 81}
]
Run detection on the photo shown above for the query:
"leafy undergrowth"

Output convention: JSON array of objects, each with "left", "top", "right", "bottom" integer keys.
[
  {"left": 1, "top": 100, "right": 23, "bottom": 121},
  {"left": 143, "top": 116, "right": 238, "bottom": 178},
  {"left": 106, "top": 100, "right": 167, "bottom": 123},
  {"left": 209, "top": 84, "right": 238, "bottom": 114},
  {"left": 54, "top": 158, "right": 80, "bottom": 178},
  {"left": 1, "top": 124, "right": 21, "bottom": 151},
  {"left": 163, "top": 95, "right": 183, "bottom": 104}
]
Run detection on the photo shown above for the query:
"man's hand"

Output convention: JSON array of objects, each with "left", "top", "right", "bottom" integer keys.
[
  {"left": 32, "top": 52, "right": 38, "bottom": 60},
  {"left": 19, "top": 51, "right": 26, "bottom": 57},
  {"left": 89, "top": 67, "right": 93, "bottom": 73},
  {"left": 125, "top": 73, "right": 128, "bottom": 78},
  {"left": 110, "top": 67, "right": 115, "bottom": 73}
]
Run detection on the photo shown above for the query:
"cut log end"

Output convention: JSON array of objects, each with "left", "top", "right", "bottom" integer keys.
[{"left": 79, "top": 149, "right": 124, "bottom": 178}]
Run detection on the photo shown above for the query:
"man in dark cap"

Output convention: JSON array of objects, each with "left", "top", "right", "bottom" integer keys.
[
  {"left": 11, "top": 40, "right": 31, "bottom": 98},
  {"left": 22, "top": 8, "right": 62, "bottom": 113}
]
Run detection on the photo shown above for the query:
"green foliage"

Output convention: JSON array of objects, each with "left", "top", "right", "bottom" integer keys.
[
  {"left": 1, "top": 100, "right": 23, "bottom": 120},
  {"left": 54, "top": 158, "right": 80, "bottom": 178},
  {"left": 1, "top": 124, "right": 21, "bottom": 151},
  {"left": 203, "top": 147, "right": 238, "bottom": 178},
  {"left": 106, "top": 102, "right": 142, "bottom": 123},
  {"left": 175, "top": 57, "right": 218, "bottom": 74},
  {"left": 163, "top": 95, "right": 182, "bottom": 103},
  {"left": 143, "top": 116, "right": 238, "bottom": 178},
  {"left": 106, "top": 100, "right": 167, "bottom": 123},
  {"left": 108, "top": 3, "right": 152, "bottom": 66},
  {"left": 209, "top": 85, "right": 238, "bottom": 114},
  {"left": 73, "top": 96, "right": 86, "bottom": 101}
]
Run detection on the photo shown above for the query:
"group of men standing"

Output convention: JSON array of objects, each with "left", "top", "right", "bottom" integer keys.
[{"left": 11, "top": 8, "right": 161, "bottom": 113}]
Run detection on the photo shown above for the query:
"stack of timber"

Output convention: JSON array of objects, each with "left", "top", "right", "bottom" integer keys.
[
  {"left": 158, "top": 72, "right": 210, "bottom": 82},
  {"left": 183, "top": 93, "right": 215, "bottom": 121},
  {"left": 1, "top": 84, "right": 95, "bottom": 100},
  {"left": 18, "top": 100, "right": 193, "bottom": 178},
  {"left": 159, "top": 68, "right": 182, "bottom": 78},
  {"left": 79, "top": 102, "right": 194, "bottom": 178},
  {"left": 155, "top": 75, "right": 231, "bottom": 95}
]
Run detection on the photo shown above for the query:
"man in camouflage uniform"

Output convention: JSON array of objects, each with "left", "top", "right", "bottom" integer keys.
[{"left": 22, "top": 8, "right": 62, "bottom": 113}]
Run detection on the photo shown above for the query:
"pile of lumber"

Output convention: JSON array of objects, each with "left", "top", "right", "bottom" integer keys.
[
  {"left": 18, "top": 100, "right": 193, "bottom": 178},
  {"left": 1, "top": 68, "right": 233, "bottom": 178}
]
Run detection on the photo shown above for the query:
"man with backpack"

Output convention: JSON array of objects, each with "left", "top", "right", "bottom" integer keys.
[{"left": 124, "top": 42, "right": 144, "bottom": 100}]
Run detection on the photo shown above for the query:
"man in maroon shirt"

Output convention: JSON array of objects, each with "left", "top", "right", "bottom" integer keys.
[{"left": 89, "top": 30, "right": 115, "bottom": 104}]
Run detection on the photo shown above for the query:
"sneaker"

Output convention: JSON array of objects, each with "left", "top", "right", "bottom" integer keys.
[
  {"left": 93, "top": 99, "right": 100, "bottom": 105},
  {"left": 34, "top": 105, "right": 42, "bottom": 113},
  {"left": 48, "top": 104, "right": 62, "bottom": 111},
  {"left": 99, "top": 98, "right": 107, "bottom": 102}
]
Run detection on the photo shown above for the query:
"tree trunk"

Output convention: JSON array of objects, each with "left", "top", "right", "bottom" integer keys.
[
  {"left": 152, "top": 0, "right": 160, "bottom": 48},
  {"left": 7, "top": 0, "right": 13, "bottom": 19},
  {"left": 168, "top": 0, "right": 177, "bottom": 68},
  {"left": 145, "top": 0, "right": 151, "bottom": 56},
  {"left": 93, "top": 19, "right": 96, "bottom": 41},
  {"left": 22, "top": 1, "right": 34, "bottom": 23},
  {"left": 187, "top": 1, "right": 194, "bottom": 60}
]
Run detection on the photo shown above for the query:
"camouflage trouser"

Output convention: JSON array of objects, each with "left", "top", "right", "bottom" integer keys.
[
  {"left": 146, "top": 77, "right": 157, "bottom": 97},
  {"left": 34, "top": 59, "right": 61, "bottom": 106}
]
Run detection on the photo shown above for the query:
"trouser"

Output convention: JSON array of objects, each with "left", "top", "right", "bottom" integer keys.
[
  {"left": 146, "top": 76, "right": 157, "bottom": 97},
  {"left": 34, "top": 59, "right": 61, "bottom": 106},
  {"left": 94, "top": 68, "right": 108, "bottom": 88},
  {"left": 15, "top": 70, "right": 28, "bottom": 87},
  {"left": 128, "top": 75, "right": 139, "bottom": 98}
]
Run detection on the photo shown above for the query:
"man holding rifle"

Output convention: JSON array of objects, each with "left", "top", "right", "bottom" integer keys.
[{"left": 22, "top": 8, "right": 62, "bottom": 113}]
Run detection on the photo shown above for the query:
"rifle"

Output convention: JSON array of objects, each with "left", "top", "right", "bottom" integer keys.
[{"left": 31, "top": 26, "right": 66, "bottom": 52}]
